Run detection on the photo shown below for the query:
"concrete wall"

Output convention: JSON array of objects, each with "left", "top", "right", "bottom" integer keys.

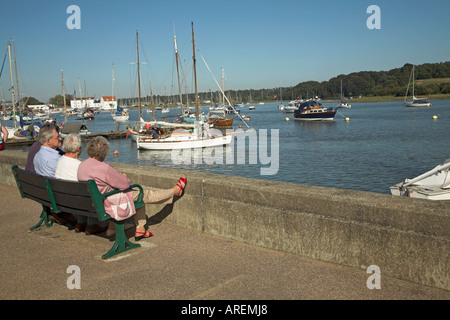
[{"left": 1, "top": 150, "right": 448, "bottom": 290}]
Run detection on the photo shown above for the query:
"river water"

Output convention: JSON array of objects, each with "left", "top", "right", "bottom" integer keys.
[{"left": 6, "top": 99, "right": 450, "bottom": 195}]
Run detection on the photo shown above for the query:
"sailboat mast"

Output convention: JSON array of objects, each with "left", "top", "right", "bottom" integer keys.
[
  {"left": 61, "top": 69, "right": 67, "bottom": 123},
  {"left": 12, "top": 39, "right": 21, "bottom": 113},
  {"left": 174, "top": 33, "right": 183, "bottom": 114},
  {"left": 112, "top": 63, "right": 115, "bottom": 109},
  {"left": 136, "top": 30, "right": 142, "bottom": 120},
  {"left": 7, "top": 43, "right": 16, "bottom": 128},
  {"left": 149, "top": 80, "right": 155, "bottom": 121},
  {"left": 84, "top": 80, "right": 87, "bottom": 110},
  {"left": 222, "top": 66, "right": 225, "bottom": 116},
  {"left": 191, "top": 22, "right": 199, "bottom": 122},
  {"left": 184, "top": 60, "right": 189, "bottom": 109}
]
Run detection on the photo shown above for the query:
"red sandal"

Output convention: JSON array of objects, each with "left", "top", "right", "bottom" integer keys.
[
  {"left": 176, "top": 175, "right": 187, "bottom": 196},
  {"left": 135, "top": 230, "right": 153, "bottom": 241}
]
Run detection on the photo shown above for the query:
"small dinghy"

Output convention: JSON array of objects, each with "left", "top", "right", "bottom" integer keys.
[{"left": 390, "top": 160, "right": 450, "bottom": 200}]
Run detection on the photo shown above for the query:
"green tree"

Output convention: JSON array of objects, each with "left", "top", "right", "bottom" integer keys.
[{"left": 49, "top": 94, "right": 73, "bottom": 107}]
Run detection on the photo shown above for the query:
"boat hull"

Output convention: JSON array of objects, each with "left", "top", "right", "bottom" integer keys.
[
  {"left": 404, "top": 101, "right": 432, "bottom": 107},
  {"left": 294, "top": 111, "right": 336, "bottom": 121},
  {"left": 112, "top": 115, "right": 129, "bottom": 122},
  {"left": 209, "top": 117, "right": 233, "bottom": 128},
  {"left": 137, "top": 134, "right": 232, "bottom": 150},
  {"left": 390, "top": 184, "right": 450, "bottom": 200},
  {"left": 283, "top": 106, "right": 298, "bottom": 113}
]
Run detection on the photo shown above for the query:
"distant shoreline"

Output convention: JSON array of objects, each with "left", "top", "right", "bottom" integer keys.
[{"left": 322, "top": 94, "right": 450, "bottom": 104}]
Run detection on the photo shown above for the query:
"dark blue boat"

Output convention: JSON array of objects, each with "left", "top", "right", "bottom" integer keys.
[{"left": 294, "top": 100, "right": 337, "bottom": 121}]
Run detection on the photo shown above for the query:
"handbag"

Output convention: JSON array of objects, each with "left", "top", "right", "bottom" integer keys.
[{"left": 104, "top": 190, "right": 136, "bottom": 221}]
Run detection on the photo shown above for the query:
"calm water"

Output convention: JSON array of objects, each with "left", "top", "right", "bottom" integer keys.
[{"left": 7, "top": 100, "right": 450, "bottom": 195}]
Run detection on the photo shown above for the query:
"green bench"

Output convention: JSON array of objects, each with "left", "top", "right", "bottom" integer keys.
[{"left": 11, "top": 164, "right": 145, "bottom": 259}]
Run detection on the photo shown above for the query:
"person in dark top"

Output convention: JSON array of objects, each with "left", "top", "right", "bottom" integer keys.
[
  {"left": 26, "top": 123, "right": 64, "bottom": 173},
  {"left": 25, "top": 123, "right": 73, "bottom": 225}
]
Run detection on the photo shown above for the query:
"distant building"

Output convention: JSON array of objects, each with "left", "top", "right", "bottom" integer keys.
[
  {"left": 70, "top": 97, "right": 97, "bottom": 110},
  {"left": 69, "top": 96, "right": 117, "bottom": 111},
  {"left": 27, "top": 104, "right": 51, "bottom": 112},
  {"left": 99, "top": 96, "right": 117, "bottom": 111}
]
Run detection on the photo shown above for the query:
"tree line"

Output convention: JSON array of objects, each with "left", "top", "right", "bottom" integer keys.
[
  {"left": 143, "top": 61, "right": 450, "bottom": 104},
  {"left": 33, "top": 61, "right": 450, "bottom": 107},
  {"left": 265, "top": 61, "right": 450, "bottom": 101},
  {"left": 207, "top": 61, "right": 450, "bottom": 102}
]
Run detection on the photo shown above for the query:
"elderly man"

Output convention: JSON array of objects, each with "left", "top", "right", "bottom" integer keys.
[
  {"left": 32, "top": 125, "right": 75, "bottom": 225},
  {"left": 33, "top": 125, "right": 63, "bottom": 178},
  {"left": 26, "top": 123, "right": 64, "bottom": 173}
]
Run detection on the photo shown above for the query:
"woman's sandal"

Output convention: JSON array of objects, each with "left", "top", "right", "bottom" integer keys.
[
  {"left": 135, "top": 230, "right": 153, "bottom": 241},
  {"left": 176, "top": 175, "right": 187, "bottom": 196}
]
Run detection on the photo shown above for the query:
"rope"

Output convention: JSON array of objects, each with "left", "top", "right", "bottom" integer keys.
[
  {"left": 336, "top": 109, "right": 348, "bottom": 119},
  {"left": 198, "top": 51, "right": 251, "bottom": 129},
  {"left": 0, "top": 48, "right": 7, "bottom": 81}
]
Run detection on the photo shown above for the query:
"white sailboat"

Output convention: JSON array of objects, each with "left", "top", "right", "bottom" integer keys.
[
  {"left": 136, "top": 23, "right": 233, "bottom": 150},
  {"left": 337, "top": 80, "right": 351, "bottom": 109},
  {"left": 404, "top": 65, "right": 432, "bottom": 107},
  {"left": 5, "top": 40, "right": 27, "bottom": 140},
  {"left": 110, "top": 64, "right": 129, "bottom": 122},
  {"left": 390, "top": 160, "right": 450, "bottom": 200}
]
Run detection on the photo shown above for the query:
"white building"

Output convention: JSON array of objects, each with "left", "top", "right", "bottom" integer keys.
[
  {"left": 69, "top": 96, "right": 117, "bottom": 111},
  {"left": 70, "top": 97, "right": 97, "bottom": 110},
  {"left": 99, "top": 96, "right": 117, "bottom": 111},
  {"left": 27, "top": 104, "right": 51, "bottom": 112}
]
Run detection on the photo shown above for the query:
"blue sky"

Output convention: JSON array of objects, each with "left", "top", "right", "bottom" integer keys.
[{"left": 1, "top": 0, "right": 449, "bottom": 103}]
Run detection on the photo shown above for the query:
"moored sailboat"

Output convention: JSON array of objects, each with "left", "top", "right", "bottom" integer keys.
[
  {"left": 111, "top": 64, "right": 129, "bottom": 122},
  {"left": 135, "top": 23, "right": 232, "bottom": 150},
  {"left": 404, "top": 65, "right": 432, "bottom": 107}
]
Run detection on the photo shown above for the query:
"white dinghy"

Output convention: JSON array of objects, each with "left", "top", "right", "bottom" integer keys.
[{"left": 390, "top": 160, "right": 450, "bottom": 200}]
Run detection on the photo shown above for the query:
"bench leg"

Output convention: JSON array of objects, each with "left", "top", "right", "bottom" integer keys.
[
  {"left": 29, "top": 205, "right": 53, "bottom": 231},
  {"left": 102, "top": 221, "right": 141, "bottom": 259}
]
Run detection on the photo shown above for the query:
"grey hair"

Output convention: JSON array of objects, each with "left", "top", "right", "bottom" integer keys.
[
  {"left": 85, "top": 136, "right": 110, "bottom": 161},
  {"left": 37, "top": 124, "right": 58, "bottom": 144},
  {"left": 62, "top": 133, "right": 82, "bottom": 153}
]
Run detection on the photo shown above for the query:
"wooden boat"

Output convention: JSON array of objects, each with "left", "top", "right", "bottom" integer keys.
[{"left": 207, "top": 112, "right": 234, "bottom": 128}]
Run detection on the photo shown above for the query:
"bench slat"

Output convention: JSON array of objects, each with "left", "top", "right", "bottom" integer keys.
[
  {"left": 14, "top": 170, "right": 47, "bottom": 187},
  {"left": 51, "top": 192, "right": 96, "bottom": 212},
  {"left": 20, "top": 182, "right": 51, "bottom": 203},
  {"left": 48, "top": 179, "right": 92, "bottom": 197}
]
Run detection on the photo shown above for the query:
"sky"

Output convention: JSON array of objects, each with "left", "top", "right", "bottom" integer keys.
[{"left": 1, "top": 0, "right": 449, "bottom": 103}]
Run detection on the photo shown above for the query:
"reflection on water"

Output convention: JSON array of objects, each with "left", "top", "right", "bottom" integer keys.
[{"left": 5, "top": 100, "right": 450, "bottom": 194}]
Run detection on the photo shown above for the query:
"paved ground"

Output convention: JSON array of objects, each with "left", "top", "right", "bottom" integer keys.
[{"left": 0, "top": 184, "right": 448, "bottom": 309}]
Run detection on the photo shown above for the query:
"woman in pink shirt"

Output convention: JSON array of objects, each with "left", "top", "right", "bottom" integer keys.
[{"left": 77, "top": 136, "right": 186, "bottom": 240}]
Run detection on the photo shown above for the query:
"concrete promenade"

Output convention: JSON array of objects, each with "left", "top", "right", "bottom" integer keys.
[{"left": 1, "top": 183, "right": 448, "bottom": 302}]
